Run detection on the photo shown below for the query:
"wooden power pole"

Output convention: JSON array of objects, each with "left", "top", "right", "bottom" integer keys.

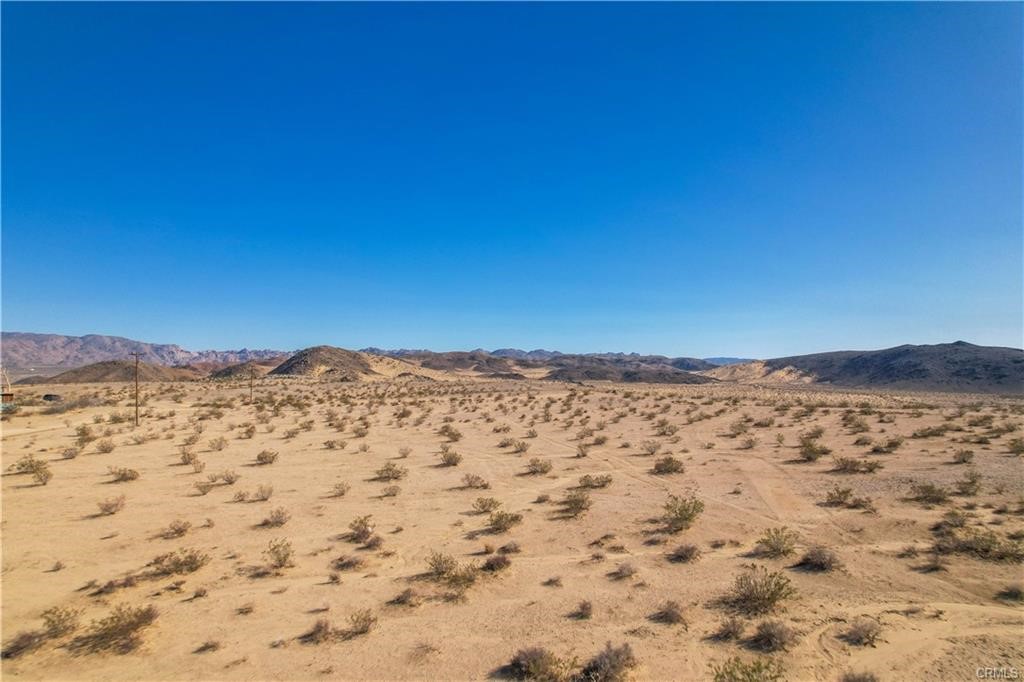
[
  {"left": 129, "top": 352, "right": 142, "bottom": 427},
  {"left": 249, "top": 368, "right": 255, "bottom": 404}
]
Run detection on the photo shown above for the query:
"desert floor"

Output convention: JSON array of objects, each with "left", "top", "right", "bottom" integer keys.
[{"left": 2, "top": 378, "right": 1022, "bottom": 681}]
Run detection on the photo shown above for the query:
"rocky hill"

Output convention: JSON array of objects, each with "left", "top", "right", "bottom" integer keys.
[
  {"left": 706, "top": 342, "right": 1024, "bottom": 393},
  {"left": 268, "top": 346, "right": 376, "bottom": 380},
  {"left": 16, "top": 360, "right": 203, "bottom": 384}
]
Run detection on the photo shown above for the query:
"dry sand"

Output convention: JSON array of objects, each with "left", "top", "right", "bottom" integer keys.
[{"left": 2, "top": 378, "right": 1022, "bottom": 681}]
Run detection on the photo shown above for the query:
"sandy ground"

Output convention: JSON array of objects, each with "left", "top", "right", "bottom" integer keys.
[{"left": 2, "top": 378, "right": 1022, "bottom": 681}]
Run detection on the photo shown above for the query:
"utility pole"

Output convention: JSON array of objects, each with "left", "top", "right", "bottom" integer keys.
[
  {"left": 249, "top": 368, "right": 255, "bottom": 404},
  {"left": 129, "top": 352, "right": 142, "bottom": 427}
]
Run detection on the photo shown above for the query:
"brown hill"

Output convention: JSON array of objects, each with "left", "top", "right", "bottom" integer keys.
[
  {"left": 17, "top": 360, "right": 203, "bottom": 384},
  {"left": 210, "top": 359, "right": 283, "bottom": 380},
  {"left": 268, "top": 346, "right": 376, "bottom": 380}
]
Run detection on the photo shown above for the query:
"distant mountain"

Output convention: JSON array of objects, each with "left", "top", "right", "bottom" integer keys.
[
  {"left": 703, "top": 357, "right": 753, "bottom": 366},
  {"left": 16, "top": 360, "right": 203, "bottom": 384},
  {"left": 706, "top": 342, "right": 1024, "bottom": 393},
  {"left": 1, "top": 332, "right": 286, "bottom": 371},
  {"left": 545, "top": 366, "right": 715, "bottom": 384}
]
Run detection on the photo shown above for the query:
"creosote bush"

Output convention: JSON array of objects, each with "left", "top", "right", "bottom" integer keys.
[
  {"left": 663, "top": 494, "right": 704, "bottom": 533},
  {"left": 725, "top": 566, "right": 796, "bottom": 615},
  {"left": 754, "top": 527, "right": 798, "bottom": 558}
]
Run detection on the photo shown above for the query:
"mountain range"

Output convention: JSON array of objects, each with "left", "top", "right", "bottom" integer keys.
[{"left": 2, "top": 332, "right": 1021, "bottom": 393}]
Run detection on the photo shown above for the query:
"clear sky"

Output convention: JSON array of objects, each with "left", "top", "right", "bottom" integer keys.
[{"left": 2, "top": 2, "right": 1021, "bottom": 358}]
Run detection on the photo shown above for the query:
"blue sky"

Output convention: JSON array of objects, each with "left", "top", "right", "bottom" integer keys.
[{"left": 2, "top": 2, "right": 1021, "bottom": 357}]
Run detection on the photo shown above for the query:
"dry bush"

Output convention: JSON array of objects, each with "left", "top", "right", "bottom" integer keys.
[
  {"left": 488, "top": 511, "right": 523, "bottom": 533},
  {"left": 96, "top": 439, "right": 116, "bottom": 454},
  {"left": 823, "top": 486, "right": 853, "bottom": 506},
  {"left": 910, "top": 482, "right": 950, "bottom": 505},
  {"left": 374, "top": 462, "right": 407, "bottom": 481},
  {"left": 265, "top": 538, "right": 294, "bottom": 569},
  {"left": 724, "top": 567, "right": 796, "bottom": 614},
  {"left": 147, "top": 548, "right": 209, "bottom": 576},
  {"left": 440, "top": 449, "right": 463, "bottom": 466},
  {"left": 209, "top": 436, "right": 228, "bottom": 451},
  {"left": 840, "top": 673, "right": 879, "bottom": 682},
  {"left": 499, "top": 541, "right": 521, "bottom": 554},
  {"left": 389, "top": 588, "right": 420, "bottom": 607},
  {"left": 162, "top": 519, "right": 191, "bottom": 538},
  {"left": 711, "top": 657, "right": 784, "bottom": 682},
  {"left": 507, "top": 647, "right": 576, "bottom": 682},
  {"left": 256, "top": 450, "right": 278, "bottom": 465},
  {"left": 562, "top": 490, "right": 592, "bottom": 517},
  {"left": 572, "top": 600, "right": 593, "bottom": 619},
  {"left": 254, "top": 484, "right": 274, "bottom": 501},
  {"left": 381, "top": 485, "right": 400, "bottom": 497},
  {"left": 955, "top": 468, "right": 982, "bottom": 496},
  {"left": 651, "top": 600, "right": 687, "bottom": 626},
  {"left": 667, "top": 543, "right": 701, "bottom": 563},
  {"left": 329, "top": 482, "right": 351, "bottom": 497},
  {"left": 843, "top": 618, "right": 882, "bottom": 646},
  {"left": 482, "top": 554, "right": 512, "bottom": 572},
  {"left": 578, "top": 474, "right": 613, "bottom": 489},
  {"left": 663, "top": 494, "right": 704, "bottom": 533},
  {"left": 261, "top": 507, "right": 290, "bottom": 527},
  {"left": 472, "top": 497, "right": 502, "bottom": 514},
  {"left": 42, "top": 606, "right": 82, "bottom": 637},
  {"left": 1, "top": 630, "right": 45, "bottom": 659},
  {"left": 98, "top": 495, "right": 126, "bottom": 515},
  {"left": 300, "top": 618, "right": 335, "bottom": 644},
  {"left": 70, "top": 604, "right": 158, "bottom": 654},
  {"left": 832, "top": 457, "right": 882, "bottom": 474},
  {"left": 579, "top": 642, "right": 638, "bottom": 682},
  {"left": 62, "top": 447, "right": 80, "bottom": 460},
  {"left": 107, "top": 466, "right": 140, "bottom": 482},
  {"left": 462, "top": 473, "right": 490, "bottom": 489},
  {"left": 427, "top": 551, "right": 457, "bottom": 579},
  {"left": 713, "top": 617, "right": 745, "bottom": 641},
  {"left": 997, "top": 584, "right": 1024, "bottom": 602},
  {"left": 332, "top": 555, "right": 365, "bottom": 571},
  {"left": 348, "top": 515, "right": 375, "bottom": 543},
  {"left": 749, "top": 620, "right": 798, "bottom": 652},
  {"left": 652, "top": 455, "right": 684, "bottom": 475},
  {"left": 796, "top": 546, "right": 841, "bottom": 571},
  {"left": 608, "top": 561, "right": 637, "bottom": 580},
  {"left": 754, "top": 527, "right": 798, "bottom": 558},
  {"left": 525, "top": 458, "right": 553, "bottom": 475}
]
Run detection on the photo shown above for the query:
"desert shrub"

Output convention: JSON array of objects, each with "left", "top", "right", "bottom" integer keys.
[
  {"left": 798, "top": 438, "right": 831, "bottom": 461},
  {"left": 711, "top": 657, "right": 784, "bottom": 682},
  {"left": 261, "top": 507, "right": 290, "bottom": 527},
  {"left": 749, "top": 620, "right": 797, "bottom": 652},
  {"left": 194, "top": 481, "right": 215, "bottom": 495},
  {"left": 445, "top": 563, "right": 480, "bottom": 590},
  {"left": 332, "top": 555, "right": 365, "bottom": 571},
  {"left": 579, "top": 641, "right": 638, "bottom": 682},
  {"left": 163, "top": 519, "right": 191, "bottom": 538},
  {"left": 832, "top": 457, "right": 882, "bottom": 474},
  {"left": 795, "top": 546, "right": 841, "bottom": 571},
  {"left": 254, "top": 484, "right": 273, "bottom": 501},
  {"left": 572, "top": 600, "right": 593, "bottom": 619},
  {"left": 346, "top": 609, "right": 377, "bottom": 636},
  {"left": 725, "top": 567, "right": 796, "bottom": 614},
  {"left": 578, "top": 474, "right": 613, "bottom": 489},
  {"left": 348, "top": 515, "right": 375, "bottom": 543},
  {"left": 301, "top": 618, "right": 335, "bottom": 644},
  {"left": 96, "top": 439, "right": 116, "bottom": 454},
  {"left": 652, "top": 456, "right": 684, "bottom": 475},
  {"left": 42, "top": 606, "right": 82, "bottom": 637},
  {"left": 381, "top": 485, "right": 400, "bottom": 497},
  {"left": 955, "top": 468, "right": 983, "bottom": 496},
  {"left": 439, "top": 424, "right": 463, "bottom": 442},
  {"left": 390, "top": 588, "right": 420, "bottom": 607},
  {"left": 651, "top": 600, "right": 686, "bottom": 625},
  {"left": 98, "top": 495, "right": 126, "bottom": 515},
  {"left": 255, "top": 450, "right": 278, "bottom": 465},
  {"left": 71, "top": 604, "right": 158, "bottom": 654},
  {"left": 526, "top": 458, "right": 553, "bottom": 475},
  {"left": 953, "top": 449, "right": 975, "bottom": 464},
  {"left": 663, "top": 494, "right": 704, "bottom": 533},
  {"left": 526, "top": 429, "right": 539, "bottom": 438},
  {"left": 463, "top": 473, "right": 490, "bottom": 489},
  {"left": 824, "top": 486, "right": 853, "bottom": 506},
  {"left": 218, "top": 469, "right": 240, "bottom": 484},
  {"left": 932, "top": 528, "right": 1024, "bottom": 563},
  {"left": 499, "top": 541, "right": 521, "bottom": 554},
  {"left": 843, "top": 618, "right": 882, "bottom": 646},
  {"left": 472, "top": 497, "right": 502, "bottom": 514},
  {"left": 667, "top": 543, "right": 701, "bottom": 563},
  {"left": 147, "top": 548, "right": 209, "bottom": 576},
  {"left": 489, "top": 511, "right": 523, "bottom": 533},
  {"left": 482, "top": 554, "right": 512, "bottom": 572},
  {"left": 507, "top": 647, "right": 576, "bottom": 682},
  {"left": 427, "top": 551, "right": 457, "bottom": 579},
  {"left": 609, "top": 562, "right": 637, "bottom": 580},
  {"left": 754, "top": 527, "right": 798, "bottom": 558},
  {"left": 440, "top": 449, "right": 463, "bottom": 466},
  {"left": 713, "top": 617, "right": 745, "bottom": 641},
  {"left": 514, "top": 440, "right": 531, "bottom": 454},
  {"left": 108, "top": 466, "right": 140, "bottom": 482},
  {"left": 640, "top": 440, "right": 662, "bottom": 456},
  {"left": 209, "top": 436, "right": 228, "bottom": 451},
  {"left": 265, "top": 538, "right": 294, "bottom": 569},
  {"left": 324, "top": 439, "right": 346, "bottom": 450},
  {"left": 62, "top": 447, "right": 80, "bottom": 460},
  {"left": 870, "top": 437, "right": 903, "bottom": 454},
  {"left": 1008, "top": 438, "right": 1024, "bottom": 455},
  {"left": 562, "top": 490, "right": 592, "bottom": 517},
  {"left": 1, "top": 630, "right": 45, "bottom": 659},
  {"left": 374, "top": 462, "right": 407, "bottom": 481},
  {"left": 32, "top": 463, "right": 53, "bottom": 486},
  {"left": 329, "top": 482, "right": 351, "bottom": 497},
  {"left": 910, "top": 482, "right": 950, "bottom": 505}
]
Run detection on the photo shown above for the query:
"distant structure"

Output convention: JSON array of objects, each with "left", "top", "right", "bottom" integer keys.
[{"left": 1, "top": 367, "right": 15, "bottom": 411}]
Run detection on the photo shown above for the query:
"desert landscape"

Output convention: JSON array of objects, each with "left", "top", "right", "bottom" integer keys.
[{"left": 2, "top": 344, "right": 1022, "bottom": 681}]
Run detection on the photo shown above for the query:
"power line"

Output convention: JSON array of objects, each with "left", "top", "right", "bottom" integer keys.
[{"left": 129, "top": 352, "right": 142, "bottom": 427}]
